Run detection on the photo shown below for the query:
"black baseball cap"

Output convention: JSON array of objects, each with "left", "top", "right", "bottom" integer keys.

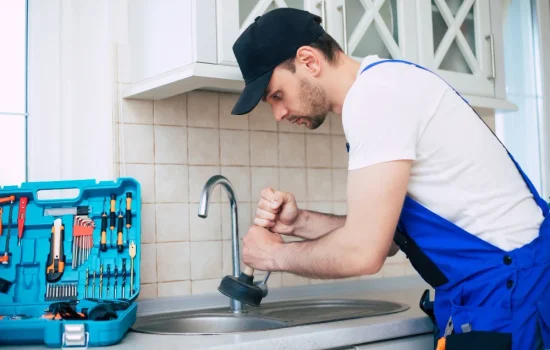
[{"left": 231, "top": 8, "right": 325, "bottom": 115}]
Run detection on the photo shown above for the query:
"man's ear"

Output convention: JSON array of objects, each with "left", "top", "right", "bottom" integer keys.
[{"left": 296, "top": 46, "right": 321, "bottom": 76}]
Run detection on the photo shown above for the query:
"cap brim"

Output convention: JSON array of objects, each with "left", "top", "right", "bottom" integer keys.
[{"left": 231, "top": 69, "right": 274, "bottom": 115}]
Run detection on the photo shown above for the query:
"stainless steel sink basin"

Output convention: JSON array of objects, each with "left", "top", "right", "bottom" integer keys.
[
  {"left": 133, "top": 314, "right": 288, "bottom": 335},
  {"left": 132, "top": 299, "right": 409, "bottom": 335}
]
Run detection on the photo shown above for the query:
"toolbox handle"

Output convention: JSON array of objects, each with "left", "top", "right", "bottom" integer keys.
[{"left": 26, "top": 179, "right": 98, "bottom": 205}]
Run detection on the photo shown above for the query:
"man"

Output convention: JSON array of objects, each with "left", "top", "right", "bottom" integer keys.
[{"left": 230, "top": 8, "right": 549, "bottom": 350}]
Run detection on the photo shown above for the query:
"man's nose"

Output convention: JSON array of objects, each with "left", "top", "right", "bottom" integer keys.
[{"left": 272, "top": 105, "right": 288, "bottom": 122}]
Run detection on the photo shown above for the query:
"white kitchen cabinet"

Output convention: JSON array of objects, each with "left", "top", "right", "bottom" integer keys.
[
  {"left": 123, "top": 0, "right": 516, "bottom": 111},
  {"left": 216, "top": 0, "right": 323, "bottom": 66},
  {"left": 416, "top": 0, "right": 497, "bottom": 98},
  {"left": 326, "top": 0, "right": 418, "bottom": 61}
]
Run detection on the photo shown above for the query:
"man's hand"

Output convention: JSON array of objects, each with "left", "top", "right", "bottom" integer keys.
[
  {"left": 254, "top": 188, "right": 300, "bottom": 235},
  {"left": 242, "top": 225, "right": 284, "bottom": 271}
]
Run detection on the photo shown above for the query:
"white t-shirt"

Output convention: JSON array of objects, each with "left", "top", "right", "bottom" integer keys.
[{"left": 343, "top": 55, "right": 544, "bottom": 252}]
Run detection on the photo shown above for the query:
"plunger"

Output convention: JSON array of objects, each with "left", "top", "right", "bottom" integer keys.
[{"left": 218, "top": 266, "right": 264, "bottom": 307}]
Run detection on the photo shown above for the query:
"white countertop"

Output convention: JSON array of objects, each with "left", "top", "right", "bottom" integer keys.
[{"left": 8, "top": 276, "right": 435, "bottom": 350}]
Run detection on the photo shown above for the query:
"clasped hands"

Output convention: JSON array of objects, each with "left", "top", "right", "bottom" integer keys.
[{"left": 242, "top": 188, "right": 301, "bottom": 272}]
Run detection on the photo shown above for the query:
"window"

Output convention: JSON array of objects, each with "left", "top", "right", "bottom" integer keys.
[
  {"left": 496, "top": 0, "right": 547, "bottom": 198},
  {"left": 0, "top": 0, "right": 28, "bottom": 186}
]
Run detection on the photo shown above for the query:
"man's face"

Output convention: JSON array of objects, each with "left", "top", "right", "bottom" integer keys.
[{"left": 262, "top": 64, "right": 330, "bottom": 129}]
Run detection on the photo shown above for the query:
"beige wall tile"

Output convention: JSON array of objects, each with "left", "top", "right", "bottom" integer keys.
[
  {"left": 329, "top": 113, "right": 345, "bottom": 135},
  {"left": 124, "top": 164, "right": 155, "bottom": 203},
  {"left": 279, "top": 168, "right": 307, "bottom": 202},
  {"left": 251, "top": 167, "right": 279, "bottom": 201},
  {"left": 360, "top": 269, "right": 384, "bottom": 280},
  {"left": 156, "top": 203, "right": 189, "bottom": 242},
  {"left": 219, "top": 93, "right": 248, "bottom": 130},
  {"left": 121, "top": 124, "right": 154, "bottom": 163},
  {"left": 155, "top": 164, "right": 189, "bottom": 203},
  {"left": 381, "top": 264, "right": 406, "bottom": 278},
  {"left": 307, "top": 169, "right": 332, "bottom": 201},
  {"left": 221, "top": 166, "right": 251, "bottom": 202},
  {"left": 154, "top": 94, "right": 187, "bottom": 126},
  {"left": 141, "top": 243, "right": 157, "bottom": 284},
  {"left": 158, "top": 281, "right": 191, "bottom": 298},
  {"left": 187, "top": 91, "right": 219, "bottom": 128},
  {"left": 191, "top": 241, "right": 222, "bottom": 280},
  {"left": 138, "top": 284, "right": 158, "bottom": 300},
  {"left": 306, "top": 134, "right": 332, "bottom": 168},
  {"left": 222, "top": 202, "right": 251, "bottom": 240},
  {"left": 332, "top": 169, "right": 347, "bottom": 201},
  {"left": 265, "top": 272, "right": 282, "bottom": 288},
  {"left": 250, "top": 131, "right": 278, "bottom": 166},
  {"left": 306, "top": 202, "right": 333, "bottom": 214},
  {"left": 278, "top": 133, "right": 306, "bottom": 167},
  {"left": 191, "top": 279, "right": 221, "bottom": 295},
  {"left": 405, "top": 262, "right": 418, "bottom": 276},
  {"left": 154, "top": 126, "right": 188, "bottom": 164},
  {"left": 189, "top": 203, "right": 221, "bottom": 241},
  {"left": 157, "top": 242, "right": 190, "bottom": 282},
  {"left": 220, "top": 130, "right": 250, "bottom": 166},
  {"left": 188, "top": 128, "right": 220, "bottom": 165},
  {"left": 141, "top": 203, "right": 156, "bottom": 244},
  {"left": 282, "top": 273, "right": 309, "bottom": 287},
  {"left": 249, "top": 102, "right": 277, "bottom": 131},
  {"left": 332, "top": 202, "right": 347, "bottom": 215},
  {"left": 331, "top": 136, "right": 349, "bottom": 169},
  {"left": 121, "top": 98, "right": 153, "bottom": 124},
  {"left": 188, "top": 166, "right": 221, "bottom": 203}
]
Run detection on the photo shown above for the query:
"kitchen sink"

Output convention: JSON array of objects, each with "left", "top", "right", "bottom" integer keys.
[{"left": 131, "top": 299, "right": 409, "bottom": 335}]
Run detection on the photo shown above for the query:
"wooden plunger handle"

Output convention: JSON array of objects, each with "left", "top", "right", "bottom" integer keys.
[{"left": 243, "top": 266, "right": 254, "bottom": 276}]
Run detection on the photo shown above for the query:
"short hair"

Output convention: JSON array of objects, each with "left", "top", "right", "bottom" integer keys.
[{"left": 280, "top": 32, "right": 343, "bottom": 72}]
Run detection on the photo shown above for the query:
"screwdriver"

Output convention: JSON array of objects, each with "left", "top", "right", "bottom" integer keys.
[
  {"left": 109, "top": 194, "right": 116, "bottom": 248},
  {"left": 100, "top": 198, "right": 108, "bottom": 252},
  {"left": 0, "top": 196, "right": 15, "bottom": 264},
  {"left": 125, "top": 193, "right": 132, "bottom": 245},
  {"left": 17, "top": 197, "right": 28, "bottom": 246},
  {"left": 117, "top": 199, "right": 124, "bottom": 253}
]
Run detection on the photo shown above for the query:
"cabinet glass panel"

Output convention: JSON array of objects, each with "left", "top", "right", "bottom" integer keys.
[
  {"left": 345, "top": 0, "right": 400, "bottom": 59},
  {"left": 239, "top": 0, "right": 304, "bottom": 28},
  {"left": 431, "top": 0, "right": 477, "bottom": 74}
]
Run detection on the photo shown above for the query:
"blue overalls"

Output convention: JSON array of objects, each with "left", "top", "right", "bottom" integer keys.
[{"left": 352, "top": 60, "right": 550, "bottom": 349}]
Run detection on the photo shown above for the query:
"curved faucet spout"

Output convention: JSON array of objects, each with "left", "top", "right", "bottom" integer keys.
[{"left": 198, "top": 175, "right": 243, "bottom": 312}]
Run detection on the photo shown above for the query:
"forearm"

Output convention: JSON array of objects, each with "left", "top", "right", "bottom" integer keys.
[
  {"left": 274, "top": 226, "right": 388, "bottom": 279},
  {"left": 293, "top": 209, "right": 346, "bottom": 240}
]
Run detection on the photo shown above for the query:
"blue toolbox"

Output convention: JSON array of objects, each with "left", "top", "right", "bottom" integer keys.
[{"left": 0, "top": 178, "right": 141, "bottom": 347}]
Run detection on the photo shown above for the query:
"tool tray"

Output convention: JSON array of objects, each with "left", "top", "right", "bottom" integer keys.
[{"left": 0, "top": 178, "right": 141, "bottom": 348}]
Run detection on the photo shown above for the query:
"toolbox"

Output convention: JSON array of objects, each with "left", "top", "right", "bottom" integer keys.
[{"left": 0, "top": 177, "right": 141, "bottom": 348}]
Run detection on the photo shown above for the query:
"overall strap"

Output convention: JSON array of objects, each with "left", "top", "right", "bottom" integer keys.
[{"left": 360, "top": 59, "right": 549, "bottom": 216}]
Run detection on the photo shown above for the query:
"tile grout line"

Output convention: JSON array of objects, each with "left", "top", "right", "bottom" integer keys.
[{"left": 151, "top": 99, "right": 160, "bottom": 291}]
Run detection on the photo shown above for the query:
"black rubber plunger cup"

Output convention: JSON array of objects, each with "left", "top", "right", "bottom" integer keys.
[{"left": 218, "top": 266, "right": 263, "bottom": 307}]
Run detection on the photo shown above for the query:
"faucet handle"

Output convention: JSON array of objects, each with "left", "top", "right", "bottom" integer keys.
[{"left": 254, "top": 271, "right": 271, "bottom": 297}]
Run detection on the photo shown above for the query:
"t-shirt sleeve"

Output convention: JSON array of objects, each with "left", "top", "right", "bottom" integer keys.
[{"left": 343, "top": 80, "right": 420, "bottom": 171}]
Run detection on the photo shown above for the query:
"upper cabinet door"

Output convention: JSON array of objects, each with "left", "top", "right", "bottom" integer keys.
[
  {"left": 417, "top": 0, "right": 495, "bottom": 96},
  {"left": 325, "top": 0, "right": 418, "bottom": 61},
  {"left": 216, "top": 0, "right": 322, "bottom": 66}
]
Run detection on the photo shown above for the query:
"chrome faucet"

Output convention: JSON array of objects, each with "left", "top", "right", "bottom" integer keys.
[{"left": 198, "top": 175, "right": 270, "bottom": 313}]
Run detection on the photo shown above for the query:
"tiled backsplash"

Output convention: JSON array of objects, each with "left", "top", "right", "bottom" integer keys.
[{"left": 116, "top": 90, "right": 496, "bottom": 300}]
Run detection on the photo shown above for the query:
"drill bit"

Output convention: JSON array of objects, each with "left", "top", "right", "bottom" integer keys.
[
  {"left": 99, "top": 265, "right": 103, "bottom": 298},
  {"left": 122, "top": 258, "right": 126, "bottom": 299},
  {"left": 129, "top": 241, "right": 136, "bottom": 296},
  {"left": 107, "top": 264, "right": 111, "bottom": 298},
  {"left": 85, "top": 268, "right": 89, "bottom": 298},
  {"left": 92, "top": 271, "right": 96, "bottom": 298},
  {"left": 114, "top": 266, "right": 118, "bottom": 299}
]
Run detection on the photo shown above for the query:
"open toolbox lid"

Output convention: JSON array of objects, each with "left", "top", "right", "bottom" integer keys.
[{"left": 0, "top": 177, "right": 141, "bottom": 313}]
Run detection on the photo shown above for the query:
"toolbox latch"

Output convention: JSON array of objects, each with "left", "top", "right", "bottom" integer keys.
[{"left": 62, "top": 324, "right": 89, "bottom": 349}]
